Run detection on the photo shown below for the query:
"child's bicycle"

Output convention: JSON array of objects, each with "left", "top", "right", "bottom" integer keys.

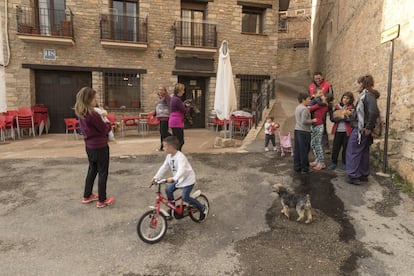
[{"left": 137, "top": 179, "right": 210, "bottom": 244}]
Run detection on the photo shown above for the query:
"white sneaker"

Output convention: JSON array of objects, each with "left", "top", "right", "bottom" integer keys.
[{"left": 265, "top": 147, "right": 269, "bottom": 152}]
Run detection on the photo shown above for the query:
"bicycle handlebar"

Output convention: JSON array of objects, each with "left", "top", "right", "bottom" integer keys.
[{"left": 149, "top": 178, "right": 168, "bottom": 188}]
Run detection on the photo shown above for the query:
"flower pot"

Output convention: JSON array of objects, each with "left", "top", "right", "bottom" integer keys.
[
  {"left": 108, "top": 99, "right": 118, "bottom": 108},
  {"left": 21, "top": 25, "right": 32, "bottom": 34},
  {"left": 131, "top": 100, "right": 140, "bottom": 108},
  {"left": 31, "top": 28, "right": 40, "bottom": 34},
  {"left": 61, "top": 21, "right": 71, "bottom": 36}
]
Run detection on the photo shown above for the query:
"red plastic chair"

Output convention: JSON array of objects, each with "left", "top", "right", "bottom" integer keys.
[
  {"left": 120, "top": 115, "right": 139, "bottom": 137},
  {"left": 64, "top": 118, "right": 80, "bottom": 139},
  {"left": 32, "top": 105, "right": 49, "bottom": 135},
  {"left": 2, "top": 111, "right": 17, "bottom": 140},
  {"left": 16, "top": 107, "right": 36, "bottom": 138},
  {"left": 106, "top": 113, "right": 117, "bottom": 136},
  {"left": 146, "top": 112, "right": 160, "bottom": 129},
  {"left": 0, "top": 115, "right": 6, "bottom": 142}
]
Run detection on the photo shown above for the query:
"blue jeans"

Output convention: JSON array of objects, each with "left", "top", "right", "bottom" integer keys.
[{"left": 166, "top": 183, "right": 204, "bottom": 212}]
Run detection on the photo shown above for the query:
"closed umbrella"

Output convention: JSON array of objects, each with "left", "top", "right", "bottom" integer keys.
[{"left": 214, "top": 40, "right": 237, "bottom": 138}]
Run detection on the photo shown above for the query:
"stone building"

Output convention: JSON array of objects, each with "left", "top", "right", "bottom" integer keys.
[
  {"left": 276, "top": 0, "right": 311, "bottom": 76},
  {"left": 0, "top": 0, "right": 280, "bottom": 133},
  {"left": 310, "top": 0, "right": 414, "bottom": 183}
]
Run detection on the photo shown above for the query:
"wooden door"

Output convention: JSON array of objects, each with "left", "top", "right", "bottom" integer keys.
[{"left": 35, "top": 70, "right": 92, "bottom": 133}]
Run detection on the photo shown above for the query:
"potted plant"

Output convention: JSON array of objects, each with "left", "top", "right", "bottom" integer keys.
[
  {"left": 21, "top": 24, "right": 32, "bottom": 34},
  {"left": 52, "top": 25, "right": 60, "bottom": 36},
  {"left": 31, "top": 27, "right": 40, "bottom": 34},
  {"left": 108, "top": 99, "right": 118, "bottom": 108},
  {"left": 131, "top": 99, "right": 140, "bottom": 108},
  {"left": 61, "top": 21, "right": 71, "bottom": 36}
]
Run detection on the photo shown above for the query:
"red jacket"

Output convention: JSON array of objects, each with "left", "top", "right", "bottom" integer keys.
[
  {"left": 308, "top": 104, "right": 328, "bottom": 126},
  {"left": 308, "top": 79, "right": 332, "bottom": 96}
]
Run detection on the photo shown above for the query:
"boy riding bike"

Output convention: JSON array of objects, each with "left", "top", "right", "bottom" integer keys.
[{"left": 153, "top": 136, "right": 207, "bottom": 221}]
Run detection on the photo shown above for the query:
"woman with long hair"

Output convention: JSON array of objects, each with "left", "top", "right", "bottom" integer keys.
[
  {"left": 74, "top": 87, "right": 114, "bottom": 208},
  {"left": 345, "top": 75, "right": 380, "bottom": 184}
]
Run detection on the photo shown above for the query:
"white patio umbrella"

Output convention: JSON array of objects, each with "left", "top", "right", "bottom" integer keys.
[{"left": 214, "top": 40, "right": 237, "bottom": 138}]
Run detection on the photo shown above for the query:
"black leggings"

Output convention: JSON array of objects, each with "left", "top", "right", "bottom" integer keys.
[
  {"left": 331, "top": 132, "right": 349, "bottom": 164},
  {"left": 159, "top": 120, "right": 171, "bottom": 150},
  {"left": 172, "top": 128, "right": 184, "bottom": 151},
  {"left": 84, "top": 145, "right": 109, "bottom": 202}
]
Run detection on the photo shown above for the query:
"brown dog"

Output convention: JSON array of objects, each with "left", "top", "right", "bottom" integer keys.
[{"left": 273, "top": 183, "right": 312, "bottom": 224}]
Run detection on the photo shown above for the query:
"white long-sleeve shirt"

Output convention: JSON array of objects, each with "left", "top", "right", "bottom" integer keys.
[{"left": 154, "top": 151, "right": 195, "bottom": 188}]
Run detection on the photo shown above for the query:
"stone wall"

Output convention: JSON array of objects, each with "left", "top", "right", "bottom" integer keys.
[
  {"left": 276, "top": 0, "right": 311, "bottom": 76},
  {"left": 310, "top": 0, "right": 414, "bottom": 182},
  {"left": 4, "top": 0, "right": 279, "bottom": 120}
]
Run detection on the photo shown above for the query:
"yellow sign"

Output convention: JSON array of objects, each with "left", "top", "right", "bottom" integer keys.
[{"left": 381, "top": 24, "right": 400, "bottom": 44}]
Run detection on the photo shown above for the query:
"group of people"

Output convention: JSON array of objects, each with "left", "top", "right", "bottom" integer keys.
[
  {"left": 74, "top": 83, "right": 205, "bottom": 214},
  {"left": 293, "top": 72, "right": 380, "bottom": 185}
]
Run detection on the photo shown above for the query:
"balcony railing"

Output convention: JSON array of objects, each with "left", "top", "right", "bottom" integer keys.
[
  {"left": 174, "top": 20, "right": 217, "bottom": 48},
  {"left": 100, "top": 14, "right": 148, "bottom": 43},
  {"left": 16, "top": 6, "right": 74, "bottom": 38}
]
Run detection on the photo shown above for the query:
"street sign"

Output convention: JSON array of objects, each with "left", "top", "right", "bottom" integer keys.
[
  {"left": 381, "top": 24, "right": 400, "bottom": 44},
  {"left": 43, "top": 49, "right": 56, "bottom": 60}
]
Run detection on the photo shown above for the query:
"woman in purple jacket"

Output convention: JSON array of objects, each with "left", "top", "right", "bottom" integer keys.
[
  {"left": 74, "top": 87, "right": 115, "bottom": 208},
  {"left": 169, "top": 83, "right": 186, "bottom": 151}
]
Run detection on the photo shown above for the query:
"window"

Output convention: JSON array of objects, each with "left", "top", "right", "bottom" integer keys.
[
  {"left": 111, "top": 0, "right": 139, "bottom": 41},
  {"left": 241, "top": 6, "right": 264, "bottom": 34},
  {"left": 239, "top": 76, "right": 263, "bottom": 111},
  {"left": 104, "top": 71, "right": 142, "bottom": 109},
  {"left": 180, "top": 1, "right": 207, "bottom": 46},
  {"left": 35, "top": 0, "right": 66, "bottom": 35}
]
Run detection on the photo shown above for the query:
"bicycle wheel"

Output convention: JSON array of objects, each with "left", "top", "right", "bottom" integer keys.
[
  {"left": 189, "top": 194, "right": 210, "bottom": 223},
  {"left": 137, "top": 210, "right": 167, "bottom": 244}
]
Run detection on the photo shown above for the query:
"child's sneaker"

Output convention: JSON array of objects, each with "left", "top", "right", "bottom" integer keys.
[
  {"left": 327, "top": 163, "right": 337, "bottom": 170},
  {"left": 309, "top": 161, "right": 318, "bottom": 167},
  {"left": 339, "top": 163, "right": 346, "bottom": 171},
  {"left": 313, "top": 163, "right": 326, "bottom": 171},
  {"left": 265, "top": 147, "right": 269, "bottom": 152},
  {"left": 273, "top": 147, "right": 277, "bottom": 151},
  {"left": 96, "top": 197, "right": 115, "bottom": 208},
  {"left": 82, "top": 194, "right": 99, "bottom": 204}
]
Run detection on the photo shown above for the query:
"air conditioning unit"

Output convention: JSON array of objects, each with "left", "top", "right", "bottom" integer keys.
[{"left": 279, "top": 11, "right": 288, "bottom": 18}]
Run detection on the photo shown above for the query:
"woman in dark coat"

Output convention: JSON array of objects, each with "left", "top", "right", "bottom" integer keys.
[{"left": 346, "top": 75, "right": 380, "bottom": 184}]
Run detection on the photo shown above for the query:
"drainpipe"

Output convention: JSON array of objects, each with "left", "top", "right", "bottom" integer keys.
[{"left": 0, "top": 0, "right": 10, "bottom": 112}]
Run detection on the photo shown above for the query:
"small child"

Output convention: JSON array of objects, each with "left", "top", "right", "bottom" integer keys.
[
  {"left": 264, "top": 116, "right": 280, "bottom": 151},
  {"left": 327, "top": 92, "right": 355, "bottom": 170},
  {"left": 94, "top": 105, "right": 115, "bottom": 141},
  {"left": 153, "top": 136, "right": 206, "bottom": 221},
  {"left": 308, "top": 92, "right": 333, "bottom": 170}
]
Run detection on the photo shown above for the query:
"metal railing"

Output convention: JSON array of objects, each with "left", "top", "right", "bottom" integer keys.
[
  {"left": 174, "top": 20, "right": 217, "bottom": 48},
  {"left": 16, "top": 6, "right": 73, "bottom": 37},
  {"left": 100, "top": 14, "right": 148, "bottom": 43}
]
